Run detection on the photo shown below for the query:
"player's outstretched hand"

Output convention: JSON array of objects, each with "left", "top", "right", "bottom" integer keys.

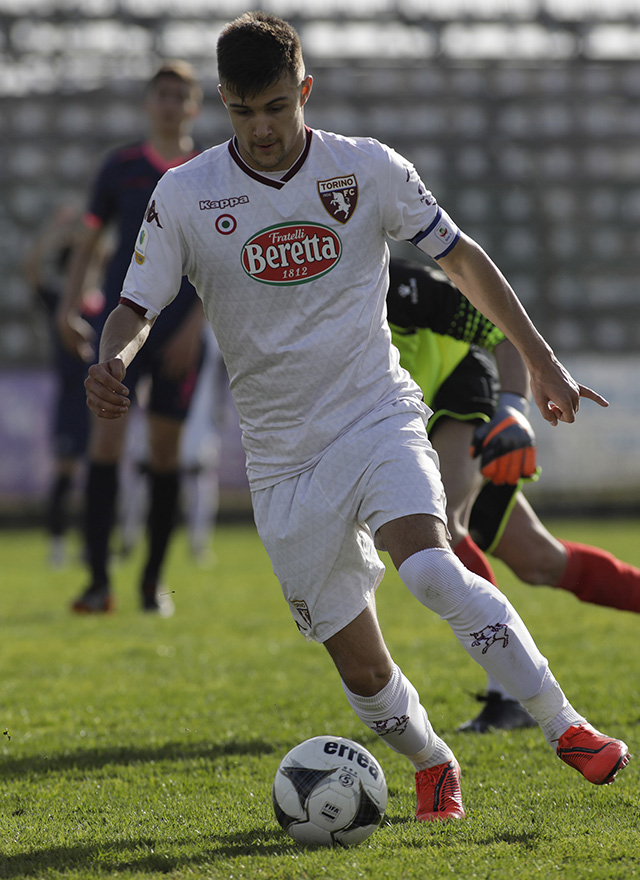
[
  {"left": 471, "top": 396, "right": 537, "bottom": 485},
  {"left": 529, "top": 354, "right": 609, "bottom": 426},
  {"left": 84, "top": 359, "right": 130, "bottom": 419}
]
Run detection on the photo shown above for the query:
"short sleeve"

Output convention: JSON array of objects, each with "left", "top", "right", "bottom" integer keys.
[
  {"left": 119, "top": 174, "right": 187, "bottom": 319},
  {"left": 381, "top": 145, "right": 460, "bottom": 260}
]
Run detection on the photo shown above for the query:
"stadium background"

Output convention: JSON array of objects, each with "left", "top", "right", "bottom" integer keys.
[{"left": 1, "top": 0, "right": 639, "bottom": 518}]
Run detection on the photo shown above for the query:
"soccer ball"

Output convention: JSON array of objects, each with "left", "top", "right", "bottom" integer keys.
[{"left": 272, "top": 735, "right": 387, "bottom": 847}]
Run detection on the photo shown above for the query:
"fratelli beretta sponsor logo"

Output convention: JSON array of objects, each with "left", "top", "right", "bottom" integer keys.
[{"left": 241, "top": 222, "right": 341, "bottom": 285}]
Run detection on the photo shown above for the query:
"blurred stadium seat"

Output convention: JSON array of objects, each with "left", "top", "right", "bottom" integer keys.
[{"left": 1, "top": 1, "right": 640, "bottom": 367}]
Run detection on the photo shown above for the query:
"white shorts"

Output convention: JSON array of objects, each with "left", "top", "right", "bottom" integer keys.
[{"left": 251, "top": 402, "right": 448, "bottom": 643}]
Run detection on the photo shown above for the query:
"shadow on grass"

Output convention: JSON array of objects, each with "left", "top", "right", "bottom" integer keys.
[
  {"left": 0, "top": 825, "right": 546, "bottom": 878},
  {"left": 0, "top": 738, "right": 276, "bottom": 780},
  {"left": 0, "top": 828, "right": 297, "bottom": 879}
]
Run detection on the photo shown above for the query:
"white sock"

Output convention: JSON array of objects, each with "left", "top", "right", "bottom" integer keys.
[
  {"left": 519, "top": 671, "right": 586, "bottom": 746},
  {"left": 342, "top": 664, "right": 454, "bottom": 770},
  {"left": 486, "top": 674, "right": 513, "bottom": 700},
  {"left": 398, "top": 547, "right": 584, "bottom": 747}
]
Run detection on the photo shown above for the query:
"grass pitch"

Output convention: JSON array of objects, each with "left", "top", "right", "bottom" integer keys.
[{"left": 0, "top": 518, "right": 639, "bottom": 879}]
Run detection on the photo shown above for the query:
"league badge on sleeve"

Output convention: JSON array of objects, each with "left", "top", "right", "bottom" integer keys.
[
  {"left": 134, "top": 226, "right": 148, "bottom": 265},
  {"left": 317, "top": 175, "right": 358, "bottom": 224}
]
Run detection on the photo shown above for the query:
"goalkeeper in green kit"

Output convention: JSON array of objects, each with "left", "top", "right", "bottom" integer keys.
[{"left": 387, "top": 256, "right": 640, "bottom": 733}]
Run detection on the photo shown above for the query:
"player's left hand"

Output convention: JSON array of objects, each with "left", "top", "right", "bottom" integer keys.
[{"left": 471, "top": 397, "right": 537, "bottom": 485}]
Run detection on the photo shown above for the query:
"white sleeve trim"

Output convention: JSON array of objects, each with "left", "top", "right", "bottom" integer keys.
[{"left": 411, "top": 207, "right": 460, "bottom": 260}]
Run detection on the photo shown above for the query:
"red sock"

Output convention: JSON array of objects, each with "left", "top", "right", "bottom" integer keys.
[
  {"left": 454, "top": 534, "right": 498, "bottom": 587},
  {"left": 557, "top": 540, "right": 640, "bottom": 613}
]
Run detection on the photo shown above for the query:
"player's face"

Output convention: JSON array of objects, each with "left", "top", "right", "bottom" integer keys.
[
  {"left": 145, "top": 77, "right": 199, "bottom": 135},
  {"left": 219, "top": 74, "right": 312, "bottom": 172}
]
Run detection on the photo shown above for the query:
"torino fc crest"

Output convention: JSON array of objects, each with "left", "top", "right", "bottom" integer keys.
[{"left": 317, "top": 175, "right": 358, "bottom": 224}]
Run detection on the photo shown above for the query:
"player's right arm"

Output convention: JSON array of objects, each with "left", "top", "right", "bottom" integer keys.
[
  {"left": 84, "top": 302, "right": 154, "bottom": 419},
  {"left": 56, "top": 222, "right": 103, "bottom": 362}
]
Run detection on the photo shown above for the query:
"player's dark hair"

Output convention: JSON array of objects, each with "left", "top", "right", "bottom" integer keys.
[
  {"left": 217, "top": 11, "right": 304, "bottom": 98},
  {"left": 147, "top": 60, "right": 203, "bottom": 105}
]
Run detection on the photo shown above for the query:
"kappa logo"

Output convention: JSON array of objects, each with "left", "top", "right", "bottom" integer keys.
[
  {"left": 406, "top": 163, "right": 435, "bottom": 207},
  {"left": 317, "top": 175, "right": 358, "bottom": 224},
  {"left": 145, "top": 199, "right": 162, "bottom": 228},
  {"left": 417, "top": 182, "right": 436, "bottom": 207},
  {"left": 200, "top": 195, "right": 249, "bottom": 211}
]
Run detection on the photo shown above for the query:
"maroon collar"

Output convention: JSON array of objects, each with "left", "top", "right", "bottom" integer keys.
[{"left": 227, "top": 126, "right": 313, "bottom": 189}]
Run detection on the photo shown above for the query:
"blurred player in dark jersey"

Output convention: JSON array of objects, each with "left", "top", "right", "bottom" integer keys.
[
  {"left": 388, "top": 256, "right": 640, "bottom": 730},
  {"left": 25, "top": 203, "right": 105, "bottom": 566},
  {"left": 57, "top": 61, "right": 206, "bottom": 615}
]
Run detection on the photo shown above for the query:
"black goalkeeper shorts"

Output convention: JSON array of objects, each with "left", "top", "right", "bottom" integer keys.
[
  {"left": 428, "top": 345, "right": 500, "bottom": 432},
  {"left": 427, "top": 345, "right": 521, "bottom": 554}
]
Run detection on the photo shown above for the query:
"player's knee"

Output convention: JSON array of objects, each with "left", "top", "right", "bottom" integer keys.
[
  {"left": 89, "top": 421, "right": 126, "bottom": 462},
  {"left": 340, "top": 663, "right": 394, "bottom": 698},
  {"left": 149, "top": 452, "right": 180, "bottom": 472},
  {"left": 399, "top": 546, "right": 506, "bottom": 623},
  {"left": 90, "top": 447, "right": 120, "bottom": 465},
  {"left": 331, "top": 646, "right": 394, "bottom": 697},
  {"left": 148, "top": 437, "right": 180, "bottom": 471},
  {"left": 399, "top": 547, "right": 466, "bottom": 612},
  {"left": 148, "top": 427, "right": 182, "bottom": 471}
]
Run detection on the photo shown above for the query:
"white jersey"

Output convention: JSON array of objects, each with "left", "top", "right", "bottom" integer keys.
[{"left": 121, "top": 127, "right": 460, "bottom": 489}]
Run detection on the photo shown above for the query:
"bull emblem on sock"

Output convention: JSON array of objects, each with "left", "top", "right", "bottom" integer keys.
[
  {"left": 470, "top": 622, "right": 509, "bottom": 653},
  {"left": 372, "top": 714, "right": 410, "bottom": 737}
]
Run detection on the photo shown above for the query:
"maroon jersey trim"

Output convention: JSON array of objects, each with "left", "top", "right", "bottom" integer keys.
[
  {"left": 227, "top": 127, "right": 313, "bottom": 188},
  {"left": 119, "top": 297, "right": 147, "bottom": 317}
]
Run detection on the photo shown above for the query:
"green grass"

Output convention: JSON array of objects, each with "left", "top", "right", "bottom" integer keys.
[{"left": 1, "top": 519, "right": 639, "bottom": 879}]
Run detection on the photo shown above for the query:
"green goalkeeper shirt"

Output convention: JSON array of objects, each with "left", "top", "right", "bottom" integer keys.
[{"left": 387, "top": 257, "right": 505, "bottom": 408}]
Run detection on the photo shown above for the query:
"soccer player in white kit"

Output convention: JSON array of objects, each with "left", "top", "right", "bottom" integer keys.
[{"left": 84, "top": 12, "right": 630, "bottom": 821}]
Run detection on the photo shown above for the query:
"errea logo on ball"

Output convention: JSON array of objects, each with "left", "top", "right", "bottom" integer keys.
[
  {"left": 241, "top": 222, "right": 341, "bottom": 285},
  {"left": 323, "top": 739, "right": 381, "bottom": 780}
]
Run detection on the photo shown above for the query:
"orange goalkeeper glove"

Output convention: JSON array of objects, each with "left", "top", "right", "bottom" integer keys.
[{"left": 470, "top": 392, "right": 538, "bottom": 485}]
